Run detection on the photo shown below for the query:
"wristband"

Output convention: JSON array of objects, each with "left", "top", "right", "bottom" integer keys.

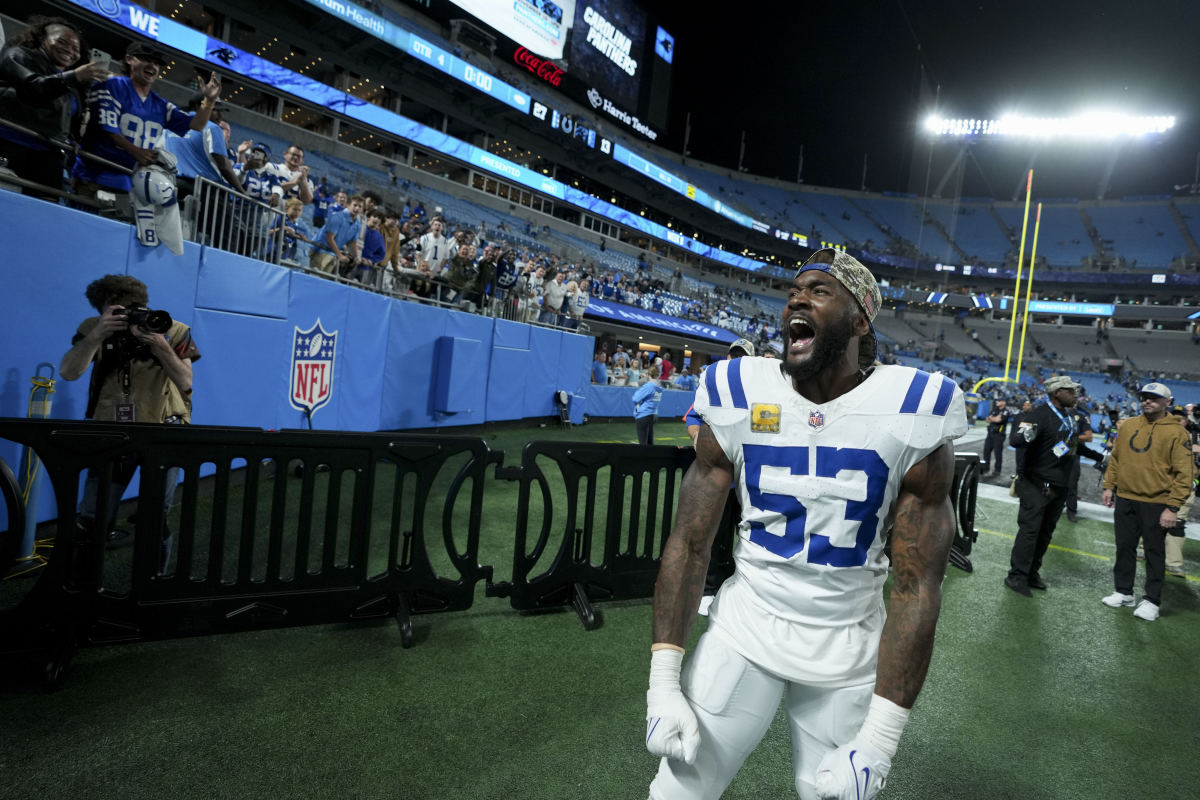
[
  {"left": 651, "top": 642, "right": 684, "bottom": 653},
  {"left": 648, "top": 648, "right": 683, "bottom": 690},
  {"left": 857, "top": 694, "right": 911, "bottom": 759}
]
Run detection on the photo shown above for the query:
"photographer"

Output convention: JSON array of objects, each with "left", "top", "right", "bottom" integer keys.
[{"left": 60, "top": 275, "right": 200, "bottom": 561}]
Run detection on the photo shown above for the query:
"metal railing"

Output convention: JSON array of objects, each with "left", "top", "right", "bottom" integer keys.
[
  {"left": 185, "top": 177, "right": 286, "bottom": 263},
  {"left": 0, "top": 116, "right": 131, "bottom": 211}
]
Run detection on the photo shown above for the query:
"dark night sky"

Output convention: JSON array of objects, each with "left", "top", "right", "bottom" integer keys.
[{"left": 642, "top": 0, "right": 1200, "bottom": 199}]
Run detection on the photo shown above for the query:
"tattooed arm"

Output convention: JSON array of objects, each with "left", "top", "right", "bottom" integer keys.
[
  {"left": 652, "top": 424, "right": 734, "bottom": 648},
  {"left": 645, "top": 424, "right": 733, "bottom": 763},
  {"left": 875, "top": 442, "right": 957, "bottom": 707}
]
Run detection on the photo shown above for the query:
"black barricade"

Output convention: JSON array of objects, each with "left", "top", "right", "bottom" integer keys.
[
  {"left": 485, "top": 442, "right": 737, "bottom": 629},
  {"left": 0, "top": 419, "right": 497, "bottom": 683},
  {"left": 949, "top": 452, "right": 985, "bottom": 572},
  {"left": 1, "top": 421, "right": 981, "bottom": 686}
]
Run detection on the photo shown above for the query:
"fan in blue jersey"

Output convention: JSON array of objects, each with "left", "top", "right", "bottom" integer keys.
[
  {"left": 646, "top": 249, "right": 966, "bottom": 800},
  {"left": 72, "top": 42, "right": 221, "bottom": 201},
  {"left": 162, "top": 92, "right": 244, "bottom": 197},
  {"left": 233, "top": 142, "right": 283, "bottom": 206},
  {"left": 312, "top": 178, "right": 334, "bottom": 228},
  {"left": 230, "top": 142, "right": 283, "bottom": 258}
]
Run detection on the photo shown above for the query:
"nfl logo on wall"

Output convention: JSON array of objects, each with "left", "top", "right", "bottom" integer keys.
[
  {"left": 290, "top": 320, "right": 337, "bottom": 416},
  {"left": 808, "top": 409, "right": 824, "bottom": 429}
]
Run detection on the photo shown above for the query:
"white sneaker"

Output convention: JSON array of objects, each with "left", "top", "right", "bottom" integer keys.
[
  {"left": 1133, "top": 600, "right": 1160, "bottom": 621},
  {"left": 1101, "top": 592, "right": 1136, "bottom": 608}
]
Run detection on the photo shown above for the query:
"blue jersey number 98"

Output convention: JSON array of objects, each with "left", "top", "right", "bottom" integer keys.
[{"left": 742, "top": 444, "right": 889, "bottom": 566}]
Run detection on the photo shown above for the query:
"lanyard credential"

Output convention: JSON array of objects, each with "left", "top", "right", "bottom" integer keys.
[{"left": 1047, "top": 403, "right": 1075, "bottom": 437}]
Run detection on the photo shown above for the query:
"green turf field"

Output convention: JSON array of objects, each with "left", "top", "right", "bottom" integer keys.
[{"left": 2, "top": 421, "right": 1198, "bottom": 799}]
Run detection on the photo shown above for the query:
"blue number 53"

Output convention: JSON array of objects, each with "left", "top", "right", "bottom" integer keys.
[{"left": 742, "top": 444, "right": 889, "bottom": 566}]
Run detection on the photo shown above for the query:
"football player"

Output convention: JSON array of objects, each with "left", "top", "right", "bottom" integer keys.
[{"left": 646, "top": 249, "right": 965, "bottom": 800}]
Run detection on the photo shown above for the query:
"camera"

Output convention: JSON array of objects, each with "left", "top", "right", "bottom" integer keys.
[
  {"left": 122, "top": 305, "right": 172, "bottom": 334},
  {"left": 108, "top": 306, "right": 172, "bottom": 362}
]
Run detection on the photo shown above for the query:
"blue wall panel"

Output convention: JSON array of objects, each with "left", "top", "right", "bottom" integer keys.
[
  {"left": 282, "top": 272, "right": 351, "bottom": 430},
  {"left": 195, "top": 247, "right": 290, "bottom": 319},
  {"left": 127, "top": 233, "right": 202, "bottom": 331},
  {"left": 522, "top": 326, "right": 563, "bottom": 419},
  {"left": 585, "top": 385, "right": 696, "bottom": 419},
  {"left": 379, "top": 301, "right": 445, "bottom": 430},
  {"left": 437, "top": 311, "right": 493, "bottom": 427},
  {"left": 486, "top": 347, "right": 529, "bottom": 421},
  {"left": 334, "top": 289, "right": 391, "bottom": 431},
  {"left": 434, "top": 337, "right": 482, "bottom": 414},
  {"left": 493, "top": 317, "right": 531, "bottom": 350},
  {"left": 559, "top": 331, "right": 594, "bottom": 398},
  {"left": 190, "top": 309, "right": 291, "bottom": 430}
]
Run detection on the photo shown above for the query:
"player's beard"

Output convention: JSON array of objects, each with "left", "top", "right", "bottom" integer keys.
[{"left": 781, "top": 306, "right": 857, "bottom": 384}]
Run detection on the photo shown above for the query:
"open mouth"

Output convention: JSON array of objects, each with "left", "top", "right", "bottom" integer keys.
[{"left": 787, "top": 316, "right": 816, "bottom": 352}]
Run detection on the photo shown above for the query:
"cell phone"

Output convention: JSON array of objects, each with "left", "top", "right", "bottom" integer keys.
[{"left": 89, "top": 48, "right": 111, "bottom": 65}]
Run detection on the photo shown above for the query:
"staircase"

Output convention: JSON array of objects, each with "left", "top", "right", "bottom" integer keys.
[
  {"left": 988, "top": 206, "right": 1018, "bottom": 262},
  {"left": 848, "top": 199, "right": 904, "bottom": 253},
  {"left": 923, "top": 210, "right": 969, "bottom": 261},
  {"left": 1079, "top": 207, "right": 1109, "bottom": 260},
  {"left": 1167, "top": 201, "right": 1200, "bottom": 259}
]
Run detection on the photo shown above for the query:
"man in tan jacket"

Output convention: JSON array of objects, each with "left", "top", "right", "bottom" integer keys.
[{"left": 1100, "top": 382, "right": 1193, "bottom": 621}]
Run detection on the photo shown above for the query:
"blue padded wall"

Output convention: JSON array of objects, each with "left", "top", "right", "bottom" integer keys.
[
  {"left": 434, "top": 337, "right": 484, "bottom": 414},
  {"left": 380, "top": 299, "right": 445, "bottom": 430},
  {"left": 284, "top": 272, "right": 351, "bottom": 429},
  {"left": 335, "top": 289, "right": 392, "bottom": 431},
  {"left": 522, "top": 325, "right": 563, "bottom": 419},
  {"left": 191, "top": 309, "right": 291, "bottom": 430},
  {"left": 438, "top": 311, "right": 494, "bottom": 427},
  {"left": 195, "top": 246, "right": 290, "bottom": 319},
  {"left": 487, "top": 347, "right": 529, "bottom": 422},
  {"left": 0, "top": 191, "right": 701, "bottom": 522}
]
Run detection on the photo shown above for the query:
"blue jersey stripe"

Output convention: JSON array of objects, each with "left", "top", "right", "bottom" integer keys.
[
  {"left": 727, "top": 358, "right": 748, "bottom": 409},
  {"left": 932, "top": 376, "right": 956, "bottom": 416},
  {"left": 704, "top": 361, "right": 722, "bottom": 407},
  {"left": 900, "top": 370, "right": 930, "bottom": 414}
]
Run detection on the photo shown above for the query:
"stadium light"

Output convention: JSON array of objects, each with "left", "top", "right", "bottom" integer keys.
[{"left": 923, "top": 111, "right": 1176, "bottom": 139}]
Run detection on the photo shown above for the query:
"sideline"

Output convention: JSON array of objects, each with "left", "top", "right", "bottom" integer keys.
[
  {"left": 975, "top": 482, "right": 1199, "bottom": 541},
  {"left": 976, "top": 526, "right": 1200, "bottom": 584}
]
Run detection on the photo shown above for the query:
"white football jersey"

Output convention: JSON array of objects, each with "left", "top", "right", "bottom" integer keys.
[{"left": 694, "top": 358, "right": 966, "bottom": 685}]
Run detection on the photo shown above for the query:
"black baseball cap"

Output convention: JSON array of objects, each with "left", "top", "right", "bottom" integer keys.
[{"left": 125, "top": 41, "right": 170, "bottom": 64}]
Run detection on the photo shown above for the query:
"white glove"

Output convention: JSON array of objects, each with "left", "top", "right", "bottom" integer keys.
[
  {"left": 814, "top": 694, "right": 909, "bottom": 800},
  {"left": 813, "top": 738, "right": 891, "bottom": 800},
  {"left": 645, "top": 647, "right": 700, "bottom": 764}
]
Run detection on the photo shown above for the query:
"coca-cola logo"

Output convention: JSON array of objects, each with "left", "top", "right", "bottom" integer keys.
[{"left": 513, "top": 46, "right": 564, "bottom": 87}]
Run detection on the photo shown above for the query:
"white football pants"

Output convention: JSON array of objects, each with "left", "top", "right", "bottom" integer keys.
[{"left": 649, "top": 631, "right": 873, "bottom": 800}]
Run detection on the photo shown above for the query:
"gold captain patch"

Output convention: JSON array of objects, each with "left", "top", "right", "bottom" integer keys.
[{"left": 750, "top": 403, "right": 782, "bottom": 433}]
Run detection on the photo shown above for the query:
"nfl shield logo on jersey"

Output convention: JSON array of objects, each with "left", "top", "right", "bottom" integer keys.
[
  {"left": 290, "top": 319, "right": 338, "bottom": 416},
  {"left": 808, "top": 409, "right": 825, "bottom": 429}
]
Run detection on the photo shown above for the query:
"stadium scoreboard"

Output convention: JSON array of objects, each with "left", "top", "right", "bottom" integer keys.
[{"left": 434, "top": 0, "right": 675, "bottom": 143}]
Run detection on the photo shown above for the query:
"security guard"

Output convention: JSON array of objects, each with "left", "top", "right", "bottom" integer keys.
[
  {"left": 1004, "top": 375, "right": 1081, "bottom": 597},
  {"left": 982, "top": 397, "right": 1013, "bottom": 477}
]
